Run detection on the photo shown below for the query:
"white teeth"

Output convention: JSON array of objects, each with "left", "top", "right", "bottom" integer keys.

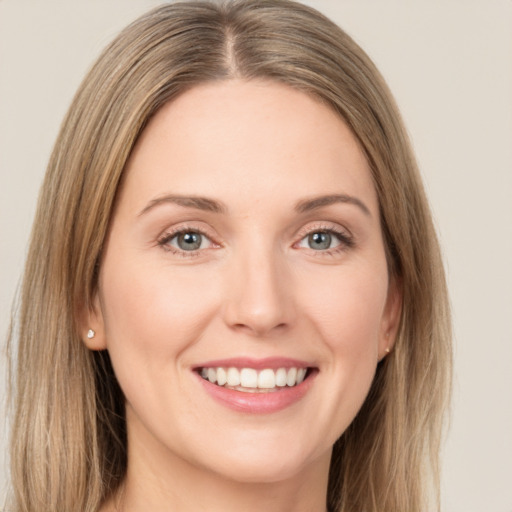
[
  {"left": 200, "top": 366, "right": 309, "bottom": 390},
  {"left": 227, "top": 367, "right": 240, "bottom": 386},
  {"left": 216, "top": 367, "right": 227, "bottom": 386},
  {"left": 258, "top": 369, "right": 275, "bottom": 389},
  {"left": 275, "top": 368, "right": 287, "bottom": 387},
  {"left": 286, "top": 367, "right": 297, "bottom": 387},
  {"left": 240, "top": 368, "right": 258, "bottom": 388}
]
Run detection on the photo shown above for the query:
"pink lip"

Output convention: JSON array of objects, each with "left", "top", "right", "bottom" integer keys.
[{"left": 193, "top": 358, "right": 317, "bottom": 414}]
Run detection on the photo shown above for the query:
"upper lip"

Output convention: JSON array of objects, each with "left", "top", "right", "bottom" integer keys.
[{"left": 193, "top": 357, "right": 314, "bottom": 371}]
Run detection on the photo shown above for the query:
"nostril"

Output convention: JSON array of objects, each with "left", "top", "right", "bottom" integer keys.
[{"left": 230, "top": 321, "right": 289, "bottom": 337}]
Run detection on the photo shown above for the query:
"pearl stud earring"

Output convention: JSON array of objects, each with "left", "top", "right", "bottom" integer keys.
[{"left": 87, "top": 329, "right": 96, "bottom": 339}]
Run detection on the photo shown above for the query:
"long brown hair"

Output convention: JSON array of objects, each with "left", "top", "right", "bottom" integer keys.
[{"left": 7, "top": 1, "right": 452, "bottom": 511}]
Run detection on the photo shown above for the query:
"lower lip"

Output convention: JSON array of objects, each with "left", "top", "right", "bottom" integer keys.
[{"left": 195, "top": 371, "right": 316, "bottom": 414}]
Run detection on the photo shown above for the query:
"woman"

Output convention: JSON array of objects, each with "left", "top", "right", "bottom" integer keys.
[{"left": 7, "top": 1, "right": 452, "bottom": 511}]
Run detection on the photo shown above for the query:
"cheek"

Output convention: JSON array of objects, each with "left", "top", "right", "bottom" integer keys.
[
  {"left": 98, "top": 256, "right": 220, "bottom": 368},
  {"left": 311, "top": 266, "right": 388, "bottom": 416},
  {"left": 299, "top": 264, "right": 388, "bottom": 353}
]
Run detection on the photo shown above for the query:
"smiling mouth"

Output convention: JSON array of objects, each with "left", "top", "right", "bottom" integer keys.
[{"left": 197, "top": 366, "right": 313, "bottom": 393}]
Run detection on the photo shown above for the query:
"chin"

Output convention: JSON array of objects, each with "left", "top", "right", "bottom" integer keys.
[
  {"left": 189, "top": 432, "right": 331, "bottom": 485},
  {"left": 208, "top": 452, "right": 322, "bottom": 485}
]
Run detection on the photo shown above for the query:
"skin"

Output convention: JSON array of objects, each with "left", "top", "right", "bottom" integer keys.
[{"left": 84, "top": 80, "right": 401, "bottom": 512}]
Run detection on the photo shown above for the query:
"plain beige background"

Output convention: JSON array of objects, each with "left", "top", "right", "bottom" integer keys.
[{"left": 1, "top": 1, "right": 511, "bottom": 510}]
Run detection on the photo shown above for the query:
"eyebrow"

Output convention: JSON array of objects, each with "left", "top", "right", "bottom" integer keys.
[
  {"left": 294, "top": 194, "right": 371, "bottom": 216},
  {"left": 138, "top": 194, "right": 227, "bottom": 216},
  {"left": 138, "top": 192, "right": 371, "bottom": 217}
]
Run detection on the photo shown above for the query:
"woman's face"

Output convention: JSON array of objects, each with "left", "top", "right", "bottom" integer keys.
[{"left": 89, "top": 80, "right": 400, "bottom": 484}]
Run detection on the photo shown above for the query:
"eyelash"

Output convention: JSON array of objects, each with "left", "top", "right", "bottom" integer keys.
[
  {"left": 157, "top": 223, "right": 354, "bottom": 258},
  {"left": 157, "top": 225, "right": 218, "bottom": 258},
  {"left": 294, "top": 223, "right": 355, "bottom": 256}
]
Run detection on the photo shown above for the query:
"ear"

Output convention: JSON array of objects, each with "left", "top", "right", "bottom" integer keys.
[
  {"left": 378, "top": 275, "right": 402, "bottom": 361},
  {"left": 77, "top": 290, "right": 107, "bottom": 351}
]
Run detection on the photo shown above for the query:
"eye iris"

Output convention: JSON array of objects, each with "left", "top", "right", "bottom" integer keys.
[
  {"left": 308, "top": 232, "right": 331, "bottom": 250},
  {"left": 177, "top": 232, "right": 202, "bottom": 251}
]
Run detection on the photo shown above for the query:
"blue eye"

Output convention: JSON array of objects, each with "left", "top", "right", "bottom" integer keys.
[
  {"left": 297, "top": 230, "right": 344, "bottom": 251},
  {"left": 307, "top": 232, "right": 336, "bottom": 250},
  {"left": 161, "top": 231, "right": 211, "bottom": 252},
  {"left": 174, "top": 232, "right": 203, "bottom": 250}
]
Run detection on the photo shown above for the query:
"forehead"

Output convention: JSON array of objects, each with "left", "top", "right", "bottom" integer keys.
[{"left": 120, "top": 79, "right": 378, "bottom": 216}]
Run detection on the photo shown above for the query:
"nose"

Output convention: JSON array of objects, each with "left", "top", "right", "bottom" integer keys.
[{"left": 222, "top": 244, "right": 294, "bottom": 337}]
